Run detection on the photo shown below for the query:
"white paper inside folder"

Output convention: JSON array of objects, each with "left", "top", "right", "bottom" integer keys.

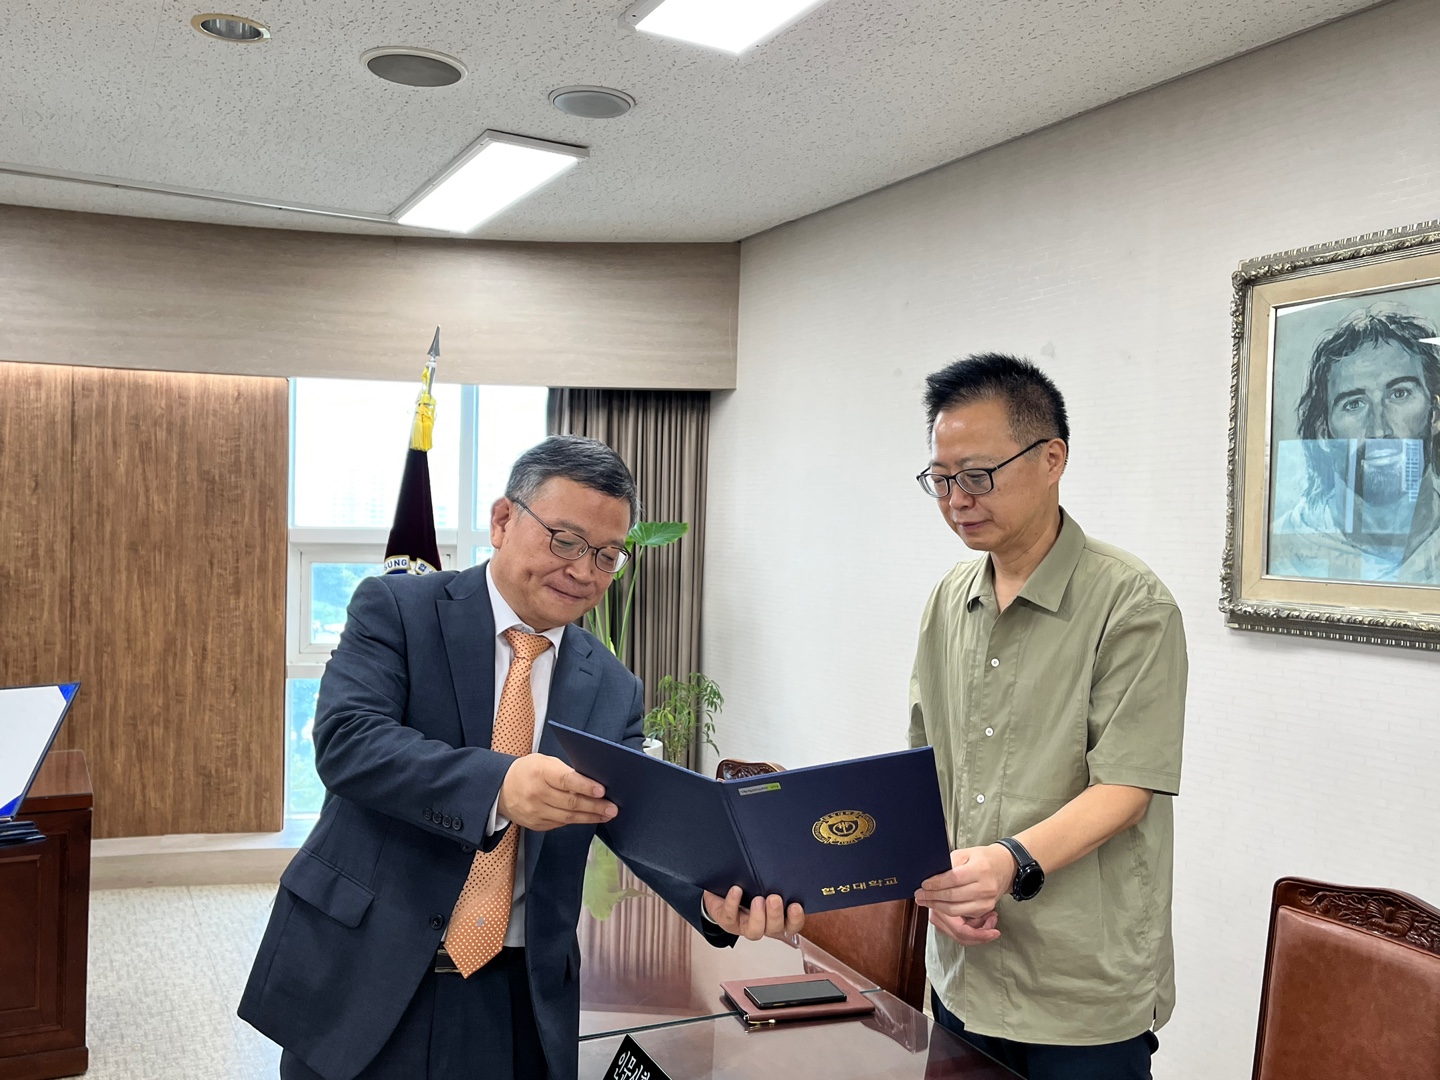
[{"left": 0, "top": 683, "right": 79, "bottom": 824}]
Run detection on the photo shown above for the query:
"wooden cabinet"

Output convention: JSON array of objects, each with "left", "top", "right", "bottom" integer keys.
[{"left": 0, "top": 750, "right": 91, "bottom": 1080}]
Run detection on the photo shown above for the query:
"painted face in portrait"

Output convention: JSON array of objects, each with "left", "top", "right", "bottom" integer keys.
[
  {"left": 1323, "top": 342, "right": 1439, "bottom": 509},
  {"left": 489, "top": 476, "right": 630, "bottom": 631}
]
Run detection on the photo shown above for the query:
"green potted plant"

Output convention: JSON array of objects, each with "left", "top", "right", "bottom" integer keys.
[
  {"left": 643, "top": 673, "right": 723, "bottom": 766},
  {"left": 582, "top": 518, "right": 713, "bottom": 919},
  {"left": 583, "top": 520, "right": 689, "bottom": 660}
]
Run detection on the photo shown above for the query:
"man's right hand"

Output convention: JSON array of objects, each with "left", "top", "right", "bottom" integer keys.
[
  {"left": 928, "top": 908, "right": 1001, "bottom": 946},
  {"left": 496, "top": 754, "right": 617, "bottom": 832}
]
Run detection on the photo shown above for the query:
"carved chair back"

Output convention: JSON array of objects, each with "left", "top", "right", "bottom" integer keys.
[
  {"left": 714, "top": 759, "right": 783, "bottom": 781},
  {"left": 1253, "top": 877, "right": 1440, "bottom": 1079}
]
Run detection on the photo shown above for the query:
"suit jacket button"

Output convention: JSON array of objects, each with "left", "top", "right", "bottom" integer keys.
[
  {"left": 429, "top": 915, "right": 445, "bottom": 931},
  {"left": 442, "top": 814, "right": 453, "bottom": 828},
  {"left": 453, "top": 817, "right": 463, "bottom": 831},
  {"left": 424, "top": 808, "right": 433, "bottom": 821}
]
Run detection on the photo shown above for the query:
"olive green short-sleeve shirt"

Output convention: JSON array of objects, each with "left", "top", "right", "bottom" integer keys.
[{"left": 909, "top": 510, "right": 1187, "bottom": 1046}]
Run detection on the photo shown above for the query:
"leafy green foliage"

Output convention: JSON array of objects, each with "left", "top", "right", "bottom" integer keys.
[
  {"left": 628, "top": 520, "right": 689, "bottom": 548},
  {"left": 581, "top": 838, "right": 644, "bottom": 920},
  {"left": 643, "top": 673, "right": 723, "bottom": 766},
  {"left": 583, "top": 520, "right": 689, "bottom": 659}
]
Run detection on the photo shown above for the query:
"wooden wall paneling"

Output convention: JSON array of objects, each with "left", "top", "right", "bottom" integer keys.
[
  {"left": 0, "top": 205, "right": 740, "bottom": 389},
  {"left": 68, "top": 367, "right": 287, "bottom": 838},
  {"left": 0, "top": 362, "right": 72, "bottom": 690}
]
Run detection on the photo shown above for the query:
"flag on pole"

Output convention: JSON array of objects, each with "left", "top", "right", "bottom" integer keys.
[{"left": 383, "top": 327, "right": 443, "bottom": 575}]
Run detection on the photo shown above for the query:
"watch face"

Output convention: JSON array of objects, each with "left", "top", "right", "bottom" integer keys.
[{"left": 1015, "top": 865, "right": 1044, "bottom": 900}]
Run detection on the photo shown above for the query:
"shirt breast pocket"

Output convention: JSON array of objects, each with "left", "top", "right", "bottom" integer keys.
[{"left": 997, "top": 793, "right": 1069, "bottom": 839}]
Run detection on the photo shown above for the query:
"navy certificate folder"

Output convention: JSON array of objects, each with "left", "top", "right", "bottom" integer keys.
[{"left": 550, "top": 724, "right": 952, "bottom": 914}]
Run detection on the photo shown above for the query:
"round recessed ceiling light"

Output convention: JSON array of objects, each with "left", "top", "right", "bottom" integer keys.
[
  {"left": 191, "top": 13, "right": 270, "bottom": 42},
  {"left": 549, "top": 86, "right": 635, "bottom": 119},
  {"left": 362, "top": 47, "right": 466, "bottom": 88}
]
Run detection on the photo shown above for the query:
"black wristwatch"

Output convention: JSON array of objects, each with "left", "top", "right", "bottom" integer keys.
[{"left": 996, "top": 837, "right": 1045, "bottom": 902}]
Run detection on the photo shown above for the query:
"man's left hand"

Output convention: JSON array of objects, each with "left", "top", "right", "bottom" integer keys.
[
  {"left": 914, "top": 844, "right": 1016, "bottom": 918},
  {"left": 703, "top": 886, "right": 805, "bottom": 941}
]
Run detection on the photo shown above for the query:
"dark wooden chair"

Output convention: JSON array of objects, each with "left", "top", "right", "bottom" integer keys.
[
  {"left": 715, "top": 758, "right": 784, "bottom": 781},
  {"left": 1253, "top": 877, "right": 1440, "bottom": 1079},
  {"left": 714, "top": 757, "right": 930, "bottom": 1010}
]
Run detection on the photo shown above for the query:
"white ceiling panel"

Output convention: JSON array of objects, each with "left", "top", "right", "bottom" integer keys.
[{"left": 0, "top": 0, "right": 1381, "bottom": 240}]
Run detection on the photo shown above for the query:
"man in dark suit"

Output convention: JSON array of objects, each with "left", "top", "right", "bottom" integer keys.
[{"left": 240, "top": 436, "right": 802, "bottom": 1080}]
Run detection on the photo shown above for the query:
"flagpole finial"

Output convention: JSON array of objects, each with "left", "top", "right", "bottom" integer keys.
[{"left": 411, "top": 326, "right": 440, "bottom": 452}]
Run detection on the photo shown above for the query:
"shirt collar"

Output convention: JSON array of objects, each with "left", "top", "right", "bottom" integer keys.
[
  {"left": 964, "top": 508, "right": 1085, "bottom": 614},
  {"left": 485, "top": 565, "right": 566, "bottom": 650}
]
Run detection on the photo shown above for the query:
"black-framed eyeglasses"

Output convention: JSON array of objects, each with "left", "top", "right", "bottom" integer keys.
[
  {"left": 916, "top": 438, "right": 1058, "bottom": 498},
  {"left": 513, "top": 499, "right": 630, "bottom": 574}
]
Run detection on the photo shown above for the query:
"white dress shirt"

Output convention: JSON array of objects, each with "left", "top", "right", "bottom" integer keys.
[
  {"left": 484, "top": 566, "right": 565, "bottom": 948},
  {"left": 481, "top": 567, "right": 719, "bottom": 942}
]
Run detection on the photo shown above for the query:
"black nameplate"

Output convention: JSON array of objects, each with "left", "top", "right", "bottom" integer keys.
[{"left": 603, "top": 1034, "right": 672, "bottom": 1080}]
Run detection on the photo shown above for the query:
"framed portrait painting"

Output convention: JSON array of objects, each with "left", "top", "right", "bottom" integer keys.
[{"left": 1222, "top": 219, "right": 1440, "bottom": 649}]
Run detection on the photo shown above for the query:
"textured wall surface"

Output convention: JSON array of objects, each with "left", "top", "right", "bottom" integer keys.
[
  {"left": 704, "top": 1, "right": 1440, "bottom": 1075},
  {"left": 0, "top": 206, "right": 739, "bottom": 389},
  {"left": 0, "top": 361, "right": 288, "bottom": 838}
]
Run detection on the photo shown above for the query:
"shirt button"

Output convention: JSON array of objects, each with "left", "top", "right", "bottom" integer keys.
[
  {"left": 990, "top": 658, "right": 1000, "bottom": 668},
  {"left": 985, "top": 727, "right": 994, "bottom": 737},
  {"left": 976, "top": 794, "right": 985, "bottom": 804}
]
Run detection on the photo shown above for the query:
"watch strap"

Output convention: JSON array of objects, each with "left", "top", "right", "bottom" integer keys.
[
  {"left": 997, "top": 836, "right": 1036, "bottom": 870},
  {"left": 997, "top": 836, "right": 1043, "bottom": 901}
]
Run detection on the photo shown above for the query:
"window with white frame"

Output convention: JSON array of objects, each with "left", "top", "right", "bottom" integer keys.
[{"left": 286, "top": 378, "right": 549, "bottom": 817}]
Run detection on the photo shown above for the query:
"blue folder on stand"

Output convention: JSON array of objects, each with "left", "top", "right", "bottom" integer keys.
[
  {"left": 551, "top": 724, "right": 952, "bottom": 914},
  {"left": 0, "top": 682, "right": 81, "bottom": 847}
]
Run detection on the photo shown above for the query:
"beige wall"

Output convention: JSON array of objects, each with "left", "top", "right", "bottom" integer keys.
[
  {"left": 704, "top": 0, "right": 1440, "bottom": 1076},
  {"left": 0, "top": 205, "right": 738, "bottom": 389}
]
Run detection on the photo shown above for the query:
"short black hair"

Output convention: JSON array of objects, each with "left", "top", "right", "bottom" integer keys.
[
  {"left": 505, "top": 435, "right": 641, "bottom": 527},
  {"left": 923, "top": 353, "right": 1070, "bottom": 446}
]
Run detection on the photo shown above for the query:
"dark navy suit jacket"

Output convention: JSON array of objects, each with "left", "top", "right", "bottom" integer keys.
[{"left": 239, "top": 564, "right": 734, "bottom": 1080}]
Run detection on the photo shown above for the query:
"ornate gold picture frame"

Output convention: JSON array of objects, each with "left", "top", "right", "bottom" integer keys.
[{"left": 1222, "top": 220, "right": 1440, "bottom": 650}]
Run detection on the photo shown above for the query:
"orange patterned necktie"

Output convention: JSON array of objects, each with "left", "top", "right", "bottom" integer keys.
[{"left": 445, "top": 627, "right": 553, "bottom": 977}]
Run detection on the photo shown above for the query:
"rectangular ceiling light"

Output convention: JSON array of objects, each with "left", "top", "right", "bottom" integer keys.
[
  {"left": 628, "top": 0, "right": 827, "bottom": 54},
  {"left": 395, "top": 131, "right": 587, "bottom": 234}
]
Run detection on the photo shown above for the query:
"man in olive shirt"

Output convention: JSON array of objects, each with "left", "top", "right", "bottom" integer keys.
[{"left": 910, "top": 354, "right": 1186, "bottom": 1080}]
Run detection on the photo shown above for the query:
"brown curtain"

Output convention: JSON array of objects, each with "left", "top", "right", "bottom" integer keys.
[{"left": 548, "top": 389, "right": 710, "bottom": 768}]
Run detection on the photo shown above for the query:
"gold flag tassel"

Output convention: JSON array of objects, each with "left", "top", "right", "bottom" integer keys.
[{"left": 410, "top": 327, "right": 440, "bottom": 451}]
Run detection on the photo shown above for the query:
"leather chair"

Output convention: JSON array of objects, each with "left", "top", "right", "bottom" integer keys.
[
  {"left": 715, "top": 758, "right": 783, "bottom": 781},
  {"left": 1252, "top": 877, "right": 1440, "bottom": 1079},
  {"left": 714, "top": 758, "right": 930, "bottom": 1009}
]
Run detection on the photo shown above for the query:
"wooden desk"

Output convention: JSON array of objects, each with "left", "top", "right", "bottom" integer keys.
[
  {"left": 579, "top": 865, "right": 877, "bottom": 1040},
  {"left": 0, "top": 750, "right": 92, "bottom": 1080},
  {"left": 579, "top": 992, "right": 1018, "bottom": 1079},
  {"left": 576, "top": 864, "right": 1018, "bottom": 1078}
]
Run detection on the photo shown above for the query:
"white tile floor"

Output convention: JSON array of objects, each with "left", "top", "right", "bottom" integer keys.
[{"left": 70, "top": 885, "right": 282, "bottom": 1080}]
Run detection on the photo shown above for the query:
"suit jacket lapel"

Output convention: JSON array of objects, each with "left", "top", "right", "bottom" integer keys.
[
  {"left": 527, "top": 624, "right": 603, "bottom": 882},
  {"left": 438, "top": 570, "right": 496, "bottom": 752}
]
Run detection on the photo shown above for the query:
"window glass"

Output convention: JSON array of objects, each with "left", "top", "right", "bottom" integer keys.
[
  {"left": 293, "top": 378, "right": 462, "bottom": 528},
  {"left": 310, "top": 562, "right": 385, "bottom": 644},
  {"left": 286, "top": 678, "right": 324, "bottom": 817}
]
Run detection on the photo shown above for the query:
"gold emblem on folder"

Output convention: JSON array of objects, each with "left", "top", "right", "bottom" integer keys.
[{"left": 812, "top": 810, "right": 876, "bottom": 846}]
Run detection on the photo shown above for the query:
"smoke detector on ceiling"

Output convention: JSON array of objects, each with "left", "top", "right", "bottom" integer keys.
[
  {"left": 362, "top": 47, "right": 466, "bottom": 88},
  {"left": 191, "top": 14, "right": 270, "bottom": 42},
  {"left": 549, "top": 86, "right": 635, "bottom": 119}
]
